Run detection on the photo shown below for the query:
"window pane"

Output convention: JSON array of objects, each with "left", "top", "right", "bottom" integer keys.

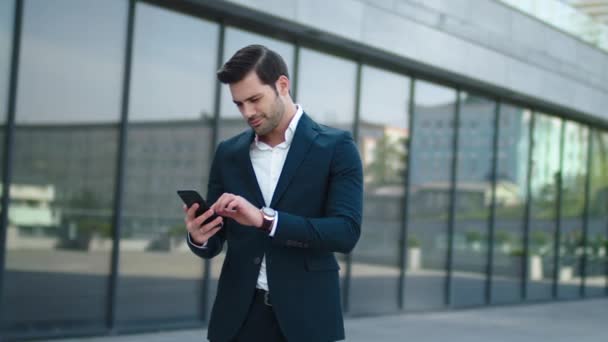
[
  {"left": 0, "top": 0, "right": 13, "bottom": 123},
  {"left": 451, "top": 93, "right": 495, "bottom": 307},
  {"left": 296, "top": 48, "right": 356, "bottom": 285},
  {"left": 558, "top": 121, "right": 588, "bottom": 299},
  {"left": 0, "top": 0, "right": 14, "bottom": 197},
  {"left": 351, "top": 66, "right": 409, "bottom": 315},
  {"left": 586, "top": 130, "right": 608, "bottom": 296},
  {"left": 404, "top": 80, "right": 457, "bottom": 311},
  {"left": 3, "top": 0, "right": 126, "bottom": 335},
  {"left": 491, "top": 104, "right": 531, "bottom": 304},
  {"left": 296, "top": 48, "right": 356, "bottom": 132},
  {"left": 212, "top": 29, "right": 295, "bottom": 318},
  {"left": 116, "top": 3, "right": 218, "bottom": 325},
  {"left": 526, "top": 113, "right": 562, "bottom": 301}
]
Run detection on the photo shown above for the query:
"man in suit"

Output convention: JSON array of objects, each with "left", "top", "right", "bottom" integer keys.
[{"left": 184, "top": 44, "right": 362, "bottom": 342}]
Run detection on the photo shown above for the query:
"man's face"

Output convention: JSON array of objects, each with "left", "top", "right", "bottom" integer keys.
[{"left": 230, "top": 71, "right": 285, "bottom": 137}]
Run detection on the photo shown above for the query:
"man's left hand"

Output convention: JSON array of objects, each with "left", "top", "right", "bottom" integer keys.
[{"left": 212, "top": 193, "right": 263, "bottom": 228}]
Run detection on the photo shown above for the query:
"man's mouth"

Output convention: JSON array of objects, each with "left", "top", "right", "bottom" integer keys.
[{"left": 249, "top": 117, "right": 263, "bottom": 127}]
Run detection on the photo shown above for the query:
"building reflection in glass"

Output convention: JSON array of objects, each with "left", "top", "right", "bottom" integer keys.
[
  {"left": 352, "top": 65, "right": 409, "bottom": 314},
  {"left": 3, "top": 0, "right": 126, "bottom": 333},
  {"left": 586, "top": 130, "right": 608, "bottom": 296},
  {"left": 404, "top": 80, "right": 457, "bottom": 311},
  {"left": 558, "top": 121, "right": 588, "bottom": 299},
  {"left": 450, "top": 93, "right": 496, "bottom": 307},
  {"left": 526, "top": 113, "right": 562, "bottom": 301},
  {"left": 116, "top": 2, "right": 219, "bottom": 325},
  {"left": 491, "top": 104, "right": 531, "bottom": 304}
]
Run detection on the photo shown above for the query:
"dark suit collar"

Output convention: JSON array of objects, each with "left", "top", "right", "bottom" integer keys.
[{"left": 232, "top": 113, "right": 319, "bottom": 208}]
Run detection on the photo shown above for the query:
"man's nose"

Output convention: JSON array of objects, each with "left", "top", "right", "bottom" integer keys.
[{"left": 241, "top": 103, "right": 256, "bottom": 118}]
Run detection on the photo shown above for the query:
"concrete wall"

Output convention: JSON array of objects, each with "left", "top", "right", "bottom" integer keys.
[{"left": 222, "top": 0, "right": 608, "bottom": 122}]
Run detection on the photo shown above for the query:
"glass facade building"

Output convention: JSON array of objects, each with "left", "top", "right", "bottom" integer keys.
[{"left": 0, "top": 0, "right": 607, "bottom": 340}]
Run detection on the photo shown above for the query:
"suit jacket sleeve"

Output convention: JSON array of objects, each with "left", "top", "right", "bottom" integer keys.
[
  {"left": 188, "top": 141, "right": 227, "bottom": 259},
  {"left": 272, "top": 132, "right": 363, "bottom": 254}
]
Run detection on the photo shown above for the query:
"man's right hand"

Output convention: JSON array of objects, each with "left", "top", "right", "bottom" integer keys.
[{"left": 184, "top": 203, "right": 223, "bottom": 245}]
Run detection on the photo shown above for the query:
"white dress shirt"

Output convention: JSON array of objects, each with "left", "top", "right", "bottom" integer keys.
[{"left": 189, "top": 105, "right": 304, "bottom": 292}]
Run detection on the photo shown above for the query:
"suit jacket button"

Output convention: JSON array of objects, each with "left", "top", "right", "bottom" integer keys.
[{"left": 253, "top": 257, "right": 261, "bottom": 265}]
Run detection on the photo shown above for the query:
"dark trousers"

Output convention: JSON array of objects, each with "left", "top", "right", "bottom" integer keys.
[{"left": 232, "top": 289, "right": 287, "bottom": 342}]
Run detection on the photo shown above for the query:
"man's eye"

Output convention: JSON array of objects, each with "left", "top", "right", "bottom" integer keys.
[{"left": 251, "top": 98, "right": 259, "bottom": 103}]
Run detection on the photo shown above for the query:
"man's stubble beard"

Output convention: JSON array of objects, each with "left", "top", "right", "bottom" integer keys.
[{"left": 255, "top": 95, "right": 285, "bottom": 137}]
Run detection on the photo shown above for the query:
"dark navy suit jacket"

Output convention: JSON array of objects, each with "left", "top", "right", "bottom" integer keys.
[{"left": 189, "top": 113, "right": 363, "bottom": 342}]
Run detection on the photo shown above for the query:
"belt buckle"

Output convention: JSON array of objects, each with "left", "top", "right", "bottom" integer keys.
[{"left": 263, "top": 291, "right": 272, "bottom": 307}]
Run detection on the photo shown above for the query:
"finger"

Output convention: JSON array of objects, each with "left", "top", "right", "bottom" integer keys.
[
  {"left": 193, "top": 208, "right": 217, "bottom": 227},
  {"left": 226, "top": 198, "right": 240, "bottom": 212},
  {"left": 199, "top": 225, "right": 222, "bottom": 242},
  {"left": 215, "top": 194, "right": 235, "bottom": 213},
  {"left": 199, "top": 216, "right": 223, "bottom": 234},
  {"left": 186, "top": 203, "right": 199, "bottom": 220}
]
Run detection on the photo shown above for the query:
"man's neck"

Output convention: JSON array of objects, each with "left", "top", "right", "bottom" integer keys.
[{"left": 259, "top": 102, "right": 297, "bottom": 147}]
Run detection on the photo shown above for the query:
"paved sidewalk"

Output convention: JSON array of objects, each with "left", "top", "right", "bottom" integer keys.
[{"left": 46, "top": 298, "right": 607, "bottom": 342}]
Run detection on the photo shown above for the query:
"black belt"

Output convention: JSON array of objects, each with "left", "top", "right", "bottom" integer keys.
[{"left": 255, "top": 288, "right": 272, "bottom": 307}]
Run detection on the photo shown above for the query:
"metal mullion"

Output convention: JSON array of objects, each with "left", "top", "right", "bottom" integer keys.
[
  {"left": 0, "top": 0, "right": 22, "bottom": 326},
  {"left": 291, "top": 44, "right": 300, "bottom": 103},
  {"left": 522, "top": 112, "right": 536, "bottom": 300},
  {"left": 107, "top": 0, "right": 136, "bottom": 331},
  {"left": 341, "top": 61, "right": 361, "bottom": 313},
  {"left": 399, "top": 78, "right": 416, "bottom": 310},
  {"left": 580, "top": 127, "right": 593, "bottom": 297},
  {"left": 552, "top": 120, "right": 565, "bottom": 299},
  {"left": 201, "top": 21, "right": 225, "bottom": 323},
  {"left": 445, "top": 90, "right": 461, "bottom": 307},
  {"left": 486, "top": 100, "right": 501, "bottom": 304}
]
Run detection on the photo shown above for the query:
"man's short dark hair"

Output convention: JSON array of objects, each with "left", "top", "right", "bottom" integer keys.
[{"left": 217, "top": 44, "right": 289, "bottom": 87}]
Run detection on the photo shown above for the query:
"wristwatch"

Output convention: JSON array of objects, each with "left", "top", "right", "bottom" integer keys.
[{"left": 260, "top": 207, "right": 276, "bottom": 233}]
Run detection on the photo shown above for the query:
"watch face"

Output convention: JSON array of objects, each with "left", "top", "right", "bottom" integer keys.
[{"left": 262, "top": 207, "right": 276, "bottom": 218}]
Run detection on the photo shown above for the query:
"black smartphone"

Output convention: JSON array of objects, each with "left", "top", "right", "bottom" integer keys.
[{"left": 177, "top": 190, "right": 219, "bottom": 225}]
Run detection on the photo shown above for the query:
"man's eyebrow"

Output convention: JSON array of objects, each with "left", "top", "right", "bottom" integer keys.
[{"left": 233, "top": 93, "right": 262, "bottom": 105}]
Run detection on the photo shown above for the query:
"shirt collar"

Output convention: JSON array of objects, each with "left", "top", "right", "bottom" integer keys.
[{"left": 253, "top": 104, "right": 303, "bottom": 150}]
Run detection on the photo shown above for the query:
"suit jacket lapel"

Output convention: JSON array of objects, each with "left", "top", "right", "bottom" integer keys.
[
  {"left": 234, "top": 130, "right": 265, "bottom": 208},
  {"left": 270, "top": 113, "right": 318, "bottom": 207}
]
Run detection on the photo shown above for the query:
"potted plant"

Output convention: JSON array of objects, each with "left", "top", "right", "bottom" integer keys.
[
  {"left": 407, "top": 235, "right": 422, "bottom": 271},
  {"left": 528, "top": 231, "right": 549, "bottom": 281},
  {"left": 495, "top": 230, "right": 513, "bottom": 254},
  {"left": 465, "top": 230, "right": 483, "bottom": 252}
]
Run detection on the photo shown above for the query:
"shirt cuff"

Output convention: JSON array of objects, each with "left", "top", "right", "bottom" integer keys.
[
  {"left": 187, "top": 233, "right": 208, "bottom": 249},
  {"left": 269, "top": 212, "right": 279, "bottom": 237}
]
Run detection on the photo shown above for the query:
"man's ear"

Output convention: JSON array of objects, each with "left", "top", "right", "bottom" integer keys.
[{"left": 275, "top": 75, "right": 290, "bottom": 96}]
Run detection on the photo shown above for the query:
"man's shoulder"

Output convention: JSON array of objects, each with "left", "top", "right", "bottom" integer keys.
[
  {"left": 301, "top": 113, "right": 350, "bottom": 139},
  {"left": 217, "top": 129, "right": 253, "bottom": 151},
  {"left": 312, "top": 123, "right": 353, "bottom": 144}
]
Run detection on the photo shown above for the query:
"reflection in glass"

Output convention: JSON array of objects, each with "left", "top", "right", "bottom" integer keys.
[
  {"left": 296, "top": 48, "right": 356, "bottom": 285},
  {"left": 214, "top": 29, "right": 296, "bottom": 318},
  {"left": 117, "top": 3, "right": 218, "bottom": 324},
  {"left": 351, "top": 66, "right": 409, "bottom": 315},
  {"left": 404, "top": 80, "right": 457, "bottom": 311},
  {"left": 2, "top": 0, "right": 126, "bottom": 334},
  {"left": 0, "top": 0, "right": 14, "bottom": 194},
  {"left": 526, "top": 113, "right": 561, "bottom": 301},
  {"left": 491, "top": 104, "right": 531, "bottom": 304},
  {"left": 0, "top": 0, "right": 13, "bottom": 123},
  {"left": 586, "top": 130, "right": 608, "bottom": 296},
  {"left": 451, "top": 93, "right": 495, "bottom": 307},
  {"left": 296, "top": 48, "right": 356, "bottom": 131},
  {"left": 557, "top": 121, "right": 588, "bottom": 299}
]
